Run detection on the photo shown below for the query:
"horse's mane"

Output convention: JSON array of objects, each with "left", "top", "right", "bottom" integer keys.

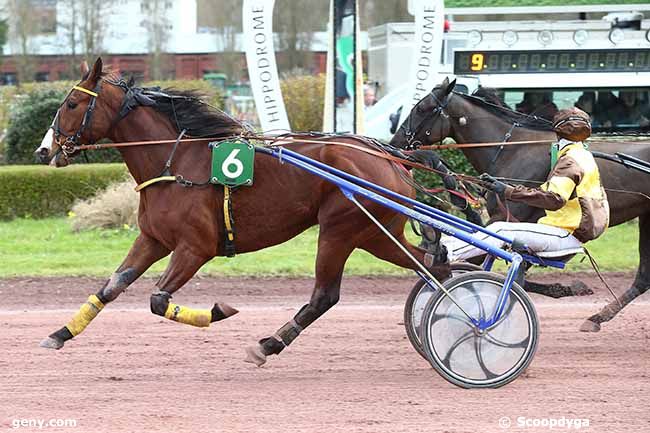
[
  {"left": 103, "top": 71, "right": 244, "bottom": 138},
  {"left": 459, "top": 88, "right": 554, "bottom": 131},
  {"left": 146, "top": 88, "right": 245, "bottom": 137},
  {"left": 472, "top": 87, "right": 509, "bottom": 108}
]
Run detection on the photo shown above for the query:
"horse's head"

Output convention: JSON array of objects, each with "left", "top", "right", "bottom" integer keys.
[
  {"left": 390, "top": 77, "right": 456, "bottom": 149},
  {"left": 35, "top": 58, "right": 124, "bottom": 167}
]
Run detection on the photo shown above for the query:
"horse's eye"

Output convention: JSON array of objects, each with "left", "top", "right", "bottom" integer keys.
[
  {"left": 67, "top": 100, "right": 78, "bottom": 110},
  {"left": 416, "top": 102, "right": 430, "bottom": 113}
]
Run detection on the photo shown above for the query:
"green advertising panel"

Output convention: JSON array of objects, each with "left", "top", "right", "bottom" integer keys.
[{"left": 210, "top": 140, "right": 255, "bottom": 187}]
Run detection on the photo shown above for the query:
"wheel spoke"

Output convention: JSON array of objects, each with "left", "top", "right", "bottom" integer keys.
[
  {"left": 483, "top": 331, "right": 530, "bottom": 349},
  {"left": 474, "top": 335, "right": 500, "bottom": 380},
  {"left": 440, "top": 329, "right": 475, "bottom": 368},
  {"left": 431, "top": 313, "right": 474, "bottom": 328},
  {"left": 421, "top": 272, "right": 539, "bottom": 388}
]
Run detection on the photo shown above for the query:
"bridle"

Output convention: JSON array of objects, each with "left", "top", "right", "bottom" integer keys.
[
  {"left": 400, "top": 90, "right": 450, "bottom": 150},
  {"left": 52, "top": 81, "right": 103, "bottom": 157}
]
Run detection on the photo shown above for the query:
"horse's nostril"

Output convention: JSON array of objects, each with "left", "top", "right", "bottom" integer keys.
[{"left": 36, "top": 148, "right": 50, "bottom": 164}]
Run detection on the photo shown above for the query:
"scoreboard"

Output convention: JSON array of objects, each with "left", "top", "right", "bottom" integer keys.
[{"left": 454, "top": 49, "right": 650, "bottom": 74}]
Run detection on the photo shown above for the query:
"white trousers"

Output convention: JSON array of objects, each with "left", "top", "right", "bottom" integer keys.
[{"left": 442, "top": 222, "right": 583, "bottom": 262}]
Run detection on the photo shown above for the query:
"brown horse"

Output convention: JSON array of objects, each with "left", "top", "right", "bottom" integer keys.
[
  {"left": 35, "top": 58, "right": 449, "bottom": 366},
  {"left": 390, "top": 78, "right": 650, "bottom": 332}
]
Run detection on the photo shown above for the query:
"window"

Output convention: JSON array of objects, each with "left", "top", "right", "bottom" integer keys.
[
  {"left": 0, "top": 73, "right": 17, "bottom": 85},
  {"left": 498, "top": 88, "right": 650, "bottom": 131},
  {"left": 35, "top": 72, "right": 49, "bottom": 82}
]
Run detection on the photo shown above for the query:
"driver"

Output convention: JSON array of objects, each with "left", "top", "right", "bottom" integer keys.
[{"left": 441, "top": 107, "right": 609, "bottom": 261}]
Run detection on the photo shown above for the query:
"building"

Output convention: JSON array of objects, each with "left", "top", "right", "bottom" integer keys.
[{"left": 0, "top": 0, "right": 330, "bottom": 83}]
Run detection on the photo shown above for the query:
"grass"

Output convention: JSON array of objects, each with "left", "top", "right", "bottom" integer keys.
[{"left": 0, "top": 218, "right": 640, "bottom": 278}]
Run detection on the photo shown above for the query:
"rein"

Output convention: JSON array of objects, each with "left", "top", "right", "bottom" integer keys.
[
  {"left": 72, "top": 135, "right": 555, "bottom": 154},
  {"left": 67, "top": 131, "right": 484, "bottom": 184},
  {"left": 419, "top": 139, "right": 553, "bottom": 150},
  {"left": 73, "top": 137, "right": 214, "bottom": 150},
  {"left": 57, "top": 83, "right": 646, "bottom": 205}
]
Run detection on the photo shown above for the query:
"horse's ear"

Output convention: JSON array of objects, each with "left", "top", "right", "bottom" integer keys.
[
  {"left": 445, "top": 78, "right": 457, "bottom": 95},
  {"left": 80, "top": 61, "right": 90, "bottom": 78},
  {"left": 441, "top": 76, "right": 450, "bottom": 88},
  {"left": 127, "top": 76, "right": 136, "bottom": 88},
  {"left": 89, "top": 57, "right": 103, "bottom": 82}
]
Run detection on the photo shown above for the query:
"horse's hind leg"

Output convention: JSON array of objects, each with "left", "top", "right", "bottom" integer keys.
[
  {"left": 149, "top": 245, "right": 238, "bottom": 327},
  {"left": 359, "top": 230, "right": 451, "bottom": 279},
  {"left": 40, "top": 234, "right": 170, "bottom": 350},
  {"left": 580, "top": 214, "right": 650, "bottom": 332},
  {"left": 244, "top": 234, "right": 354, "bottom": 367}
]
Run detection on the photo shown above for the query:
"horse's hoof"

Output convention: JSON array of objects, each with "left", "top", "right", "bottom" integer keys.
[
  {"left": 570, "top": 281, "right": 593, "bottom": 296},
  {"left": 40, "top": 336, "right": 64, "bottom": 350},
  {"left": 218, "top": 303, "right": 239, "bottom": 318},
  {"left": 579, "top": 320, "right": 601, "bottom": 333},
  {"left": 244, "top": 345, "right": 267, "bottom": 367}
]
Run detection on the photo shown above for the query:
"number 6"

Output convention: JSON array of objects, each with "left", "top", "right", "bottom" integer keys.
[{"left": 222, "top": 149, "right": 244, "bottom": 178}]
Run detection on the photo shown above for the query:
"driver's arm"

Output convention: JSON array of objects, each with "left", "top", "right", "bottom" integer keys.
[{"left": 504, "top": 156, "right": 583, "bottom": 211}]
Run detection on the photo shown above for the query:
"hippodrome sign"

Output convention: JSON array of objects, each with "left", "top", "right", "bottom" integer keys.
[
  {"left": 244, "top": 0, "right": 364, "bottom": 134},
  {"left": 398, "top": 0, "right": 445, "bottom": 126},
  {"left": 243, "top": 0, "right": 291, "bottom": 133}
]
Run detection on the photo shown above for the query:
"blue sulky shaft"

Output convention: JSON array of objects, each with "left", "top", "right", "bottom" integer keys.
[
  {"left": 260, "top": 146, "right": 517, "bottom": 261},
  {"left": 268, "top": 146, "right": 515, "bottom": 244},
  {"left": 256, "top": 146, "right": 554, "bottom": 330}
]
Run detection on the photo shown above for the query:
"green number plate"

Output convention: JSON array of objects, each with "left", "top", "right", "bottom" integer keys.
[{"left": 210, "top": 140, "right": 255, "bottom": 187}]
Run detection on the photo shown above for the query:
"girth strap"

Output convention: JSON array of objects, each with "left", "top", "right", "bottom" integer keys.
[
  {"left": 135, "top": 176, "right": 177, "bottom": 192},
  {"left": 223, "top": 186, "right": 236, "bottom": 257}
]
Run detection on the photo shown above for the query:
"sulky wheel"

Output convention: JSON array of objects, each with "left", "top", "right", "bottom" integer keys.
[
  {"left": 420, "top": 271, "right": 539, "bottom": 389},
  {"left": 404, "top": 262, "right": 483, "bottom": 360}
]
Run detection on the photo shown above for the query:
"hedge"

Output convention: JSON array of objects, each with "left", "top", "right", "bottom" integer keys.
[
  {"left": 1, "top": 79, "right": 223, "bottom": 165},
  {"left": 281, "top": 74, "right": 325, "bottom": 132},
  {"left": 0, "top": 163, "right": 129, "bottom": 220}
]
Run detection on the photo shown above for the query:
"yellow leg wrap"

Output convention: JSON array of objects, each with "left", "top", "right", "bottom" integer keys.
[
  {"left": 164, "top": 303, "right": 211, "bottom": 328},
  {"left": 66, "top": 295, "right": 105, "bottom": 337}
]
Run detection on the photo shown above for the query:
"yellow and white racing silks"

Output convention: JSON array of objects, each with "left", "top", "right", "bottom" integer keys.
[{"left": 505, "top": 143, "right": 609, "bottom": 242}]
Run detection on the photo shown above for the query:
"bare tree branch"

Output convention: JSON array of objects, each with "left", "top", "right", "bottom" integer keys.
[
  {"left": 142, "top": 0, "right": 172, "bottom": 80},
  {"left": 7, "top": 0, "right": 37, "bottom": 84},
  {"left": 198, "top": 0, "right": 243, "bottom": 81}
]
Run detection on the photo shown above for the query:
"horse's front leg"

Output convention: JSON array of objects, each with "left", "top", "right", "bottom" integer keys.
[
  {"left": 148, "top": 245, "right": 238, "bottom": 327},
  {"left": 40, "top": 234, "right": 171, "bottom": 349}
]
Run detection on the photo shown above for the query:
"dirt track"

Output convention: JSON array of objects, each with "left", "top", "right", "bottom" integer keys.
[{"left": 1, "top": 273, "right": 649, "bottom": 433}]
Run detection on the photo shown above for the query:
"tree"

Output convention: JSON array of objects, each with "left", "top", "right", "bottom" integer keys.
[
  {"left": 360, "top": 0, "right": 411, "bottom": 29},
  {"left": 273, "top": 0, "right": 328, "bottom": 73},
  {"left": 142, "top": 0, "right": 172, "bottom": 80},
  {"left": 197, "top": 0, "right": 244, "bottom": 82},
  {"left": 57, "top": 0, "right": 80, "bottom": 79},
  {"left": 0, "top": 20, "right": 8, "bottom": 53},
  {"left": 79, "top": 0, "right": 114, "bottom": 60},
  {"left": 7, "top": 0, "right": 37, "bottom": 84},
  {"left": 57, "top": 0, "right": 115, "bottom": 77}
]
